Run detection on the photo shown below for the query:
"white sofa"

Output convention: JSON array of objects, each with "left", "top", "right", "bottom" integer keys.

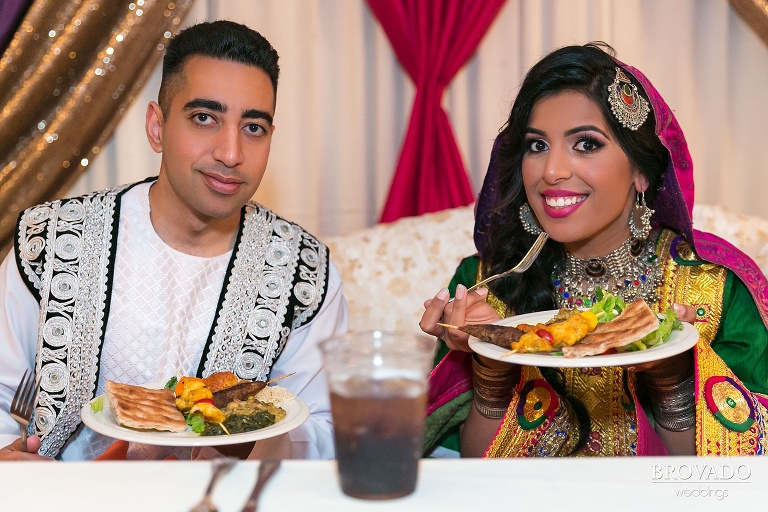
[{"left": 326, "top": 204, "right": 768, "bottom": 335}]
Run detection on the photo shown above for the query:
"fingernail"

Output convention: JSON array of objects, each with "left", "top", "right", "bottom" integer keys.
[
  {"left": 673, "top": 303, "right": 685, "bottom": 315},
  {"left": 456, "top": 284, "right": 466, "bottom": 300},
  {"left": 475, "top": 287, "right": 489, "bottom": 297},
  {"left": 436, "top": 288, "right": 449, "bottom": 300}
]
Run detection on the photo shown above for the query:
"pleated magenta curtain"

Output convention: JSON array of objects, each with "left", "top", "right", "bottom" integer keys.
[{"left": 367, "top": 0, "right": 507, "bottom": 222}]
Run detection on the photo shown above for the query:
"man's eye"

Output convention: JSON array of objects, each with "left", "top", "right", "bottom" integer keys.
[
  {"left": 246, "top": 124, "right": 266, "bottom": 135},
  {"left": 193, "top": 113, "right": 211, "bottom": 124}
]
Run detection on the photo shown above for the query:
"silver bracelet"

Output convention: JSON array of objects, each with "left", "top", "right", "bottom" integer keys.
[
  {"left": 473, "top": 400, "right": 508, "bottom": 420},
  {"left": 649, "top": 375, "right": 696, "bottom": 431}
]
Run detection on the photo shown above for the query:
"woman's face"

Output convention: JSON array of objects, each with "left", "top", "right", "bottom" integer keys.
[{"left": 521, "top": 91, "right": 648, "bottom": 257}]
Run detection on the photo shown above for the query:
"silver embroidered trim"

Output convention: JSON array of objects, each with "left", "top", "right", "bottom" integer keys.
[
  {"left": 203, "top": 204, "right": 328, "bottom": 381},
  {"left": 18, "top": 185, "right": 128, "bottom": 457}
]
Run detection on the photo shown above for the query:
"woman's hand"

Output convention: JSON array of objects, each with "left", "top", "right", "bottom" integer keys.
[{"left": 419, "top": 285, "right": 502, "bottom": 352}]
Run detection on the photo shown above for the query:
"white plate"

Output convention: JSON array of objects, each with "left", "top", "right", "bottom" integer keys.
[
  {"left": 468, "top": 309, "right": 699, "bottom": 368},
  {"left": 80, "top": 385, "right": 310, "bottom": 447}
]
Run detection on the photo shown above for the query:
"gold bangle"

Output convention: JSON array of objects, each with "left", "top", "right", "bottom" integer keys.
[{"left": 471, "top": 354, "right": 518, "bottom": 419}]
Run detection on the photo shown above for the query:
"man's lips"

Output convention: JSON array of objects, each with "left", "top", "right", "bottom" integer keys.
[{"left": 201, "top": 172, "right": 244, "bottom": 195}]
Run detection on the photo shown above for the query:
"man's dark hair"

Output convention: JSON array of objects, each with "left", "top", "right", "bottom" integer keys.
[{"left": 158, "top": 20, "right": 280, "bottom": 116}]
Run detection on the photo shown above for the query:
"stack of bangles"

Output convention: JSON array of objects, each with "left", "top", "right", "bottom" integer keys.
[
  {"left": 471, "top": 354, "right": 520, "bottom": 419},
  {"left": 643, "top": 373, "right": 696, "bottom": 431}
]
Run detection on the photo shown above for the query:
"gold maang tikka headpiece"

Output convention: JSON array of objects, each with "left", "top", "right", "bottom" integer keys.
[{"left": 607, "top": 67, "right": 650, "bottom": 131}]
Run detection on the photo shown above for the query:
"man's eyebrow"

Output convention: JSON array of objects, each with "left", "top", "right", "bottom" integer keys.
[
  {"left": 242, "top": 109, "right": 273, "bottom": 125},
  {"left": 183, "top": 98, "right": 225, "bottom": 112}
]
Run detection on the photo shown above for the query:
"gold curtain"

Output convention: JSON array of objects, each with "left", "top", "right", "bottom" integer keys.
[
  {"left": 0, "top": 0, "right": 194, "bottom": 258},
  {"left": 730, "top": 0, "right": 768, "bottom": 47}
]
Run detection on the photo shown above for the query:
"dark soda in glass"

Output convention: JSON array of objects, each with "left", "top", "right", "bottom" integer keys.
[{"left": 330, "top": 376, "right": 427, "bottom": 499}]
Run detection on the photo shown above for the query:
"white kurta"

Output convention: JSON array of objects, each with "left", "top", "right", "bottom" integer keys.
[{"left": 0, "top": 183, "right": 348, "bottom": 460}]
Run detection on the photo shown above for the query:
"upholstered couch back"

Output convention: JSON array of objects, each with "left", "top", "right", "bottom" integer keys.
[{"left": 326, "top": 205, "right": 768, "bottom": 334}]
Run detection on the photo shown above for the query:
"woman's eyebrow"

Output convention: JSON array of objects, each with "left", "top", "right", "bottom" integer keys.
[{"left": 564, "top": 125, "right": 609, "bottom": 138}]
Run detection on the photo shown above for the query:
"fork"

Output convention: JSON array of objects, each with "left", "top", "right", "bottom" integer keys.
[
  {"left": 240, "top": 459, "right": 281, "bottom": 512},
  {"left": 449, "top": 231, "right": 548, "bottom": 301},
  {"left": 189, "top": 457, "right": 238, "bottom": 512},
  {"left": 10, "top": 369, "right": 37, "bottom": 453}
]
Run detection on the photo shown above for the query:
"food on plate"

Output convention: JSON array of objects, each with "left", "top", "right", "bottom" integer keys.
[
  {"left": 204, "top": 395, "right": 287, "bottom": 436},
  {"left": 105, "top": 381, "right": 188, "bottom": 432},
  {"left": 95, "top": 371, "right": 296, "bottom": 436},
  {"left": 453, "top": 323, "right": 525, "bottom": 348},
  {"left": 460, "top": 289, "right": 682, "bottom": 357},
  {"left": 174, "top": 376, "right": 227, "bottom": 424},
  {"left": 167, "top": 371, "right": 294, "bottom": 435},
  {"left": 203, "top": 370, "right": 241, "bottom": 392},
  {"left": 212, "top": 380, "right": 267, "bottom": 409},
  {"left": 561, "top": 298, "right": 658, "bottom": 357}
]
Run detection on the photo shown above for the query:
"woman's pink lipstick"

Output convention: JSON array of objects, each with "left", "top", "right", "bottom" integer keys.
[{"left": 539, "top": 190, "right": 587, "bottom": 219}]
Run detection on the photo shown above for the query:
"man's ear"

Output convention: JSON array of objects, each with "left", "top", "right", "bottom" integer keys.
[{"left": 145, "top": 101, "right": 164, "bottom": 153}]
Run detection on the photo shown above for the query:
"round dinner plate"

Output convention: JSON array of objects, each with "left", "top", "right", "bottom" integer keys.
[
  {"left": 80, "top": 386, "right": 310, "bottom": 447},
  {"left": 468, "top": 309, "right": 699, "bottom": 368}
]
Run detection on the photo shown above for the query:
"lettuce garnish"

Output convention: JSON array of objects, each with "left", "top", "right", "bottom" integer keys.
[
  {"left": 617, "top": 308, "right": 683, "bottom": 352},
  {"left": 90, "top": 396, "right": 103, "bottom": 413},
  {"left": 589, "top": 287, "right": 627, "bottom": 323},
  {"left": 586, "top": 287, "right": 683, "bottom": 352},
  {"left": 186, "top": 411, "right": 206, "bottom": 434},
  {"left": 164, "top": 376, "right": 178, "bottom": 390}
]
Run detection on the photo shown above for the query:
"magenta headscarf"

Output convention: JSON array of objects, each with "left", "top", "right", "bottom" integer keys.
[{"left": 473, "top": 58, "right": 768, "bottom": 328}]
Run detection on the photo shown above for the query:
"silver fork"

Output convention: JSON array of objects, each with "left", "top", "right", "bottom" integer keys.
[
  {"left": 240, "top": 459, "right": 281, "bottom": 512},
  {"left": 10, "top": 369, "right": 37, "bottom": 453},
  {"left": 449, "top": 231, "right": 548, "bottom": 301},
  {"left": 189, "top": 457, "right": 238, "bottom": 512}
]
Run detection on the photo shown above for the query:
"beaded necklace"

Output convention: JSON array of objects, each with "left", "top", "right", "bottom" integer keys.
[{"left": 552, "top": 236, "right": 661, "bottom": 308}]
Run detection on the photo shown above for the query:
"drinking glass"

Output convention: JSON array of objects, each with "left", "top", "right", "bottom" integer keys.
[{"left": 319, "top": 330, "right": 435, "bottom": 500}]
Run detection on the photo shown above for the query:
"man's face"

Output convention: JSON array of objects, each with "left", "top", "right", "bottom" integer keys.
[{"left": 147, "top": 56, "right": 275, "bottom": 223}]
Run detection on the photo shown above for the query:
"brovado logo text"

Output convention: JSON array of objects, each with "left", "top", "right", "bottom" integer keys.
[{"left": 652, "top": 464, "right": 751, "bottom": 482}]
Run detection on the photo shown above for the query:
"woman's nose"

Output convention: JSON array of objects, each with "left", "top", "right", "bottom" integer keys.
[
  {"left": 212, "top": 125, "right": 243, "bottom": 167},
  {"left": 543, "top": 148, "right": 571, "bottom": 183}
]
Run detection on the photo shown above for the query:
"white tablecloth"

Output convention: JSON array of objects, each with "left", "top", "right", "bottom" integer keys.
[{"left": 3, "top": 457, "right": 766, "bottom": 511}]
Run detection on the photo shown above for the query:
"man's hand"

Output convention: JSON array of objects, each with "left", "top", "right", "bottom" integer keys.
[{"left": 0, "top": 435, "right": 53, "bottom": 461}]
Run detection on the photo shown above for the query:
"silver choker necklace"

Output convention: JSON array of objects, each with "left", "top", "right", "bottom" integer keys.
[{"left": 552, "top": 237, "right": 661, "bottom": 308}]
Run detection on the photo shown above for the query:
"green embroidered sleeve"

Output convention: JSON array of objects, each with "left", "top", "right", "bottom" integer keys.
[{"left": 711, "top": 272, "right": 768, "bottom": 395}]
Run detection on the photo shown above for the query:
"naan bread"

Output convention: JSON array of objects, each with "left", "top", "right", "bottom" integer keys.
[
  {"left": 561, "top": 298, "right": 659, "bottom": 358},
  {"left": 106, "top": 381, "right": 188, "bottom": 432}
]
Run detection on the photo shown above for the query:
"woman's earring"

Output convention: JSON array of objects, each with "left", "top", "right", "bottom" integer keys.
[
  {"left": 519, "top": 203, "right": 543, "bottom": 235},
  {"left": 629, "top": 191, "right": 654, "bottom": 240}
]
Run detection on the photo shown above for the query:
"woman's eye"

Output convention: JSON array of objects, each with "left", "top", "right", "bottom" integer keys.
[
  {"left": 574, "top": 137, "right": 603, "bottom": 153},
  {"left": 526, "top": 139, "right": 548, "bottom": 153}
]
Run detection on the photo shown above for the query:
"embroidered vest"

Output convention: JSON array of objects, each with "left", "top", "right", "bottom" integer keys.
[{"left": 14, "top": 181, "right": 329, "bottom": 457}]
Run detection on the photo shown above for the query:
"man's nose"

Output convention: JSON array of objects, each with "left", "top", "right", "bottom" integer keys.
[{"left": 212, "top": 125, "right": 243, "bottom": 167}]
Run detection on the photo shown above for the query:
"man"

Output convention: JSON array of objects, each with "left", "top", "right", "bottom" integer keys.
[{"left": 0, "top": 20, "right": 347, "bottom": 461}]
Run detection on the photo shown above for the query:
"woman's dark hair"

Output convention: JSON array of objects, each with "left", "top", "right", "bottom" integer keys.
[{"left": 479, "top": 43, "right": 669, "bottom": 454}]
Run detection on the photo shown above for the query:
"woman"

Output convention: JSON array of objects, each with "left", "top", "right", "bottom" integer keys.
[{"left": 420, "top": 43, "right": 768, "bottom": 457}]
